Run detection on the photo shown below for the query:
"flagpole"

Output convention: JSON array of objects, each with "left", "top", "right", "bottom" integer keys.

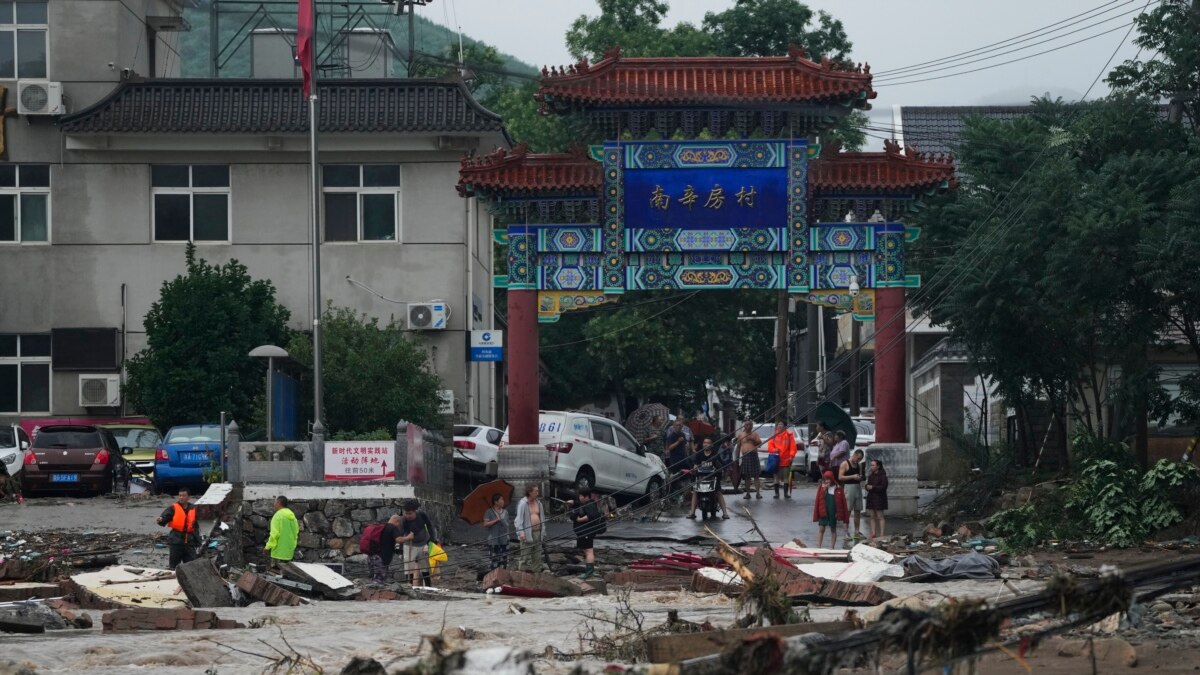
[{"left": 303, "top": 0, "right": 324, "bottom": 431}]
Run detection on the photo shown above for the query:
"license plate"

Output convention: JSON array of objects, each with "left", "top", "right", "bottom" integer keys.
[
  {"left": 183, "top": 452, "right": 208, "bottom": 462},
  {"left": 51, "top": 473, "right": 78, "bottom": 482}
]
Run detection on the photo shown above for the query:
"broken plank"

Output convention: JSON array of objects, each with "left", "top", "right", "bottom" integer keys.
[
  {"left": 0, "top": 617, "right": 45, "bottom": 634},
  {"left": 645, "top": 621, "right": 856, "bottom": 663}
]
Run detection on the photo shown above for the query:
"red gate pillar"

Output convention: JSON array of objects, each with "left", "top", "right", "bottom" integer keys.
[
  {"left": 507, "top": 289, "right": 539, "bottom": 445},
  {"left": 873, "top": 287, "right": 907, "bottom": 444}
]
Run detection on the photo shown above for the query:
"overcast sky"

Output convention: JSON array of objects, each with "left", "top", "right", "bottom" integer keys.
[{"left": 426, "top": 0, "right": 1149, "bottom": 148}]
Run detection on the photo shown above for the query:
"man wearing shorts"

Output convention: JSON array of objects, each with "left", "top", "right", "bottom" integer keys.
[
  {"left": 838, "top": 449, "right": 867, "bottom": 539},
  {"left": 397, "top": 498, "right": 438, "bottom": 586},
  {"left": 736, "top": 421, "right": 763, "bottom": 500}
]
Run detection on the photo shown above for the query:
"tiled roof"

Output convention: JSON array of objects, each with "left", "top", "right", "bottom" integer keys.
[
  {"left": 60, "top": 78, "right": 505, "bottom": 135},
  {"left": 458, "top": 145, "right": 601, "bottom": 197},
  {"left": 896, "top": 105, "right": 1032, "bottom": 156},
  {"left": 811, "top": 139, "right": 956, "bottom": 193},
  {"left": 458, "top": 139, "right": 955, "bottom": 199},
  {"left": 537, "top": 45, "right": 875, "bottom": 112}
]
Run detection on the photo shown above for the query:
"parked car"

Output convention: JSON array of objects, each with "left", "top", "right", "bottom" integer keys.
[
  {"left": 154, "top": 424, "right": 223, "bottom": 495},
  {"left": 754, "top": 424, "right": 807, "bottom": 476},
  {"left": 453, "top": 424, "right": 503, "bottom": 477},
  {"left": 852, "top": 418, "right": 876, "bottom": 447},
  {"left": 21, "top": 424, "right": 126, "bottom": 496},
  {"left": 501, "top": 411, "right": 668, "bottom": 499},
  {"left": 0, "top": 423, "right": 31, "bottom": 480},
  {"left": 101, "top": 423, "right": 163, "bottom": 477}
]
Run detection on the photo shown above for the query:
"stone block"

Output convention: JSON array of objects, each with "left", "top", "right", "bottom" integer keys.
[
  {"left": 362, "top": 499, "right": 385, "bottom": 508},
  {"left": 250, "top": 515, "right": 269, "bottom": 530},
  {"left": 332, "top": 517, "right": 355, "bottom": 538},
  {"left": 235, "top": 572, "right": 304, "bottom": 607},
  {"left": 323, "top": 501, "right": 347, "bottom": 518},
  {"left": 297, "top": 532, "right": 322, "bottom": 550},
  {"left": 252, "top": 499, "right": 275, "bottom": 517},
  {"left": 288, "top": 501, "right": 310, "bottom": 518},
  {"left": 350, "top": 508, "right": 376, "bottom": 522},
  {"left": 326, "top": 538, "right": 344, "bottom": 550},
  {"left": 303, "top": 511, "right": 330, "bottom": 532},
  {"left": 175, "top": 558, "right": 235, "bottom": 608}
]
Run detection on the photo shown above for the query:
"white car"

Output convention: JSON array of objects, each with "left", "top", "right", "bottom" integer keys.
[
  {"left": 0, "top": 423, "right": 31, "bottom": 479},
  {"left": 753, "top": 424, "right": 807, "bottom": 475},
  {"left": 853, "top": 418, "right": 876, "bottom": 447},
  {"left": 453, "top": 424, "right": 503, "bottom": 476},
  {"left": 502, "top": 411, "right": 668, "bottom": 498}
]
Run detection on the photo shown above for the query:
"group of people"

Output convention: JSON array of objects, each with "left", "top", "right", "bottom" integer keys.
[
  {"left": 813, "top": 449, "right": 890, "bottom": 547},
  {"left": 482, "top": 483, "right": 605, "bottom": 579}
]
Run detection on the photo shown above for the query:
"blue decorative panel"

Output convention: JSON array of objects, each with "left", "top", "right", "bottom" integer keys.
[
  {"left": 625, "top": 253, "right": 786, "bottom": 290},
  {"left": 507, "top": 230, "right": 536, "bottom": 290},
  {"left": 536, "top": 227, "right": 602, "bottom": 253},
  {"left": 786, "top": 145, "right": 809, "bottom": 293},
  {"left": 625, "top": 142, "right": 786, "bottom": 169},
  {"left": 538, "top": 253, "right": 604, "bottom": 291},
  {"left": 875, "top": 226, "right": 906, "bottom": 287},
  {"left": 809, "top": 225, "right": 875, "bottom": 252},
  {"left": 625, "top": 227, "right": 786, "bottom": 252},
  {"left": 602, "top": 147, "right": 624, "bottom": 292}
]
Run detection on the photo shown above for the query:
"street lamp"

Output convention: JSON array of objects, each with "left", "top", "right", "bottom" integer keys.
[{"left": 249, "top": 345, "right": 289, "bottom": 442}]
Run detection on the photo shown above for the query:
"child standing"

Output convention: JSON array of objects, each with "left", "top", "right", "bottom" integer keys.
[
  {"left": 482, "top": 494, "right": 509, "bottom": 572},
  {"left": 865, "top": 459, "right": 889, "bottom": 540},
  {"left": 812, "top": 470, "right": 849, "bottom": 549}
]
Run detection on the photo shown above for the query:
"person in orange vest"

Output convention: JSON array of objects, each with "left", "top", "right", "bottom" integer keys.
[
  {"left": 156, "top": 487, "right": 200, "bottom": 569},
  {"left": 767, "top": 422, "right": 798, "bottom": 500}
]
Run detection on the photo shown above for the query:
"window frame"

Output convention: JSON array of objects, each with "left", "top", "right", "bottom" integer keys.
[
  {"left": 150, "top": 165, "right": 232, "bottom": 244},
  {"left": 0, "top": 333, "right": 52, "bottom": 415},
  {"left": 614, "top": 427, "right": 640, "bottom": 454},
  {"left": 0, "top": 164, "right": 51, "bottom": 244},
  {"left": 0, "top": 1, "right": 49, "bottom": 80},
  {"left": 321, "top": 164, "right": 402, "bottom": 244}
]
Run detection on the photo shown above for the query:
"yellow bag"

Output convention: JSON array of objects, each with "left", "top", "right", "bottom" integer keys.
[{"left": 427, "top": 542, "right": 448, "bottom": 569}]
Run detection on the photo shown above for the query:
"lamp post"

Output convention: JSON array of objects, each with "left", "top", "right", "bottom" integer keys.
[{"left": 249, "top": 345, "right": 288, "bottom": 442}]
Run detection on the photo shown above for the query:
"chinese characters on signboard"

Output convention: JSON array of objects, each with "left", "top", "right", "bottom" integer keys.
[
  {"left": 323, "top": 441, "right": 396, "bottom": 481},
  {"left": 649, "top": 184, "right": 758, "bottom": 210}
]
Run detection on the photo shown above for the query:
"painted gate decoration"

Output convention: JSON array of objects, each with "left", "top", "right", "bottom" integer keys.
[{"left": 505, "top": 140, "right": 918, "bottom": 321}]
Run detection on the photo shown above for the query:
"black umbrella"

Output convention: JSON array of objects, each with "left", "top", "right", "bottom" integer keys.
[{"left": 815, "top": 401, "right": 857, "bottom": 447}]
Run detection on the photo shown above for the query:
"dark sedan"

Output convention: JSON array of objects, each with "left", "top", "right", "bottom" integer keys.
[{"left": 22, "top": 424, "right": 125, "bottom": 496}]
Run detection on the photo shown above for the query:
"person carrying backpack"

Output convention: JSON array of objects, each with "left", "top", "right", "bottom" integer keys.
[{"left": 362, "top": 515, "right": 405, "bottom": 583}]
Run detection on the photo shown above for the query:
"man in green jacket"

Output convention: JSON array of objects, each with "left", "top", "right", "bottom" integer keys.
[{"left": 265, "top": 495, "right": 299, "bottom": 567}]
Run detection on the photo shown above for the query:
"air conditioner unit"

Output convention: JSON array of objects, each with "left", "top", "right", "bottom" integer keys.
[
  {"left": 17, "top": 81, "right": 64, "bottom": 116},
  {"left": 408, "top": 302, "right": 449, "bottom": 330},
  {"left": 79, "top": 374, "right": 121, "bottom": 408}
]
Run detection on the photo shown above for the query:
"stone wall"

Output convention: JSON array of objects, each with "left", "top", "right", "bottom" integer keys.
[{"left": 240, "top": 497, "right": 422, "bottom": 581}]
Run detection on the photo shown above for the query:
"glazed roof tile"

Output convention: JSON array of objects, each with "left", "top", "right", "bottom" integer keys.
[
  {"left": 810, "top": 139, "right": 957, "bottom": 193},
  {"left": 536, "top": 45, "right": 875, "bottom": 111},
  {"left": 60, "top": 78, "right": 504, "bottom": 135},
  {"left": 458, "top": 144, "right": 601, "bottom": 197}
]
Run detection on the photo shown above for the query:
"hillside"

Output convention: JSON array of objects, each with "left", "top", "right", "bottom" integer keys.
[{"left": 178, "top": 0, "right": 538, "bottom": 84}]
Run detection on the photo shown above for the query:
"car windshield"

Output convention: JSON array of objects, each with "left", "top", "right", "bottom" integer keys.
[
  {"left": 166, "top": 425, "right": 220, "bottom": 442},
  {"left": 0, "top": 427, "right": 14, "bottom": 448},
  {"left": 453, "top": 425, "right": 479, "bottom": 437},
  {"left": 33, "top": 430, "right": 103, "bottom": 449},
  {"left": 109, "top": 428, "right": 163, "bottom": 448}
]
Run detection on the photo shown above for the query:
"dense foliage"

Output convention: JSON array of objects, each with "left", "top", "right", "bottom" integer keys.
[
  {"left": 126, "top": 245, "right": 291, "bottom": 431},
  {"left": 287, "top": 307, "right": 444, "bottom": 436}
]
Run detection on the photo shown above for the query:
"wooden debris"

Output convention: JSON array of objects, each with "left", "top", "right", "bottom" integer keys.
[
  {"left": 174, "top": 558, "right": 234, "bottom": 608},
  {"left": 645, "top": 620, "right": 856, "bottom": 663}
]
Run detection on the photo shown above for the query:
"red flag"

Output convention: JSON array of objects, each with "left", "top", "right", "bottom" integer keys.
[{"left": 297, "top": 0, "right": 314, "bottom": 97}]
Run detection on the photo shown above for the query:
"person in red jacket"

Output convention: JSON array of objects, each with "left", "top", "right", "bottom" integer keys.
[{"left": 812, "top": 470, "right": 849, "bottom": 549}]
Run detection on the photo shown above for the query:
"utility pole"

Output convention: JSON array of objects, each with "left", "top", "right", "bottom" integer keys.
[{"left": 774, "top": 290, "right": 790, "bottom": 424}]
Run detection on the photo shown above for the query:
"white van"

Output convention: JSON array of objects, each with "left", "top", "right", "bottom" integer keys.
[{"left": 502, "top": 411, "right": 668, "bottom": 498}]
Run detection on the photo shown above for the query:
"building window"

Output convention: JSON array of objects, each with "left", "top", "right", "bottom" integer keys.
[
  {"left": 0, "top": 164, "right": 48, "bottom": 243},
  {"left": 0, "top": 334, "right": 51, "bottom": 414},
  {"left": 323, "top": 164, "right": 400, "bottom": 242},
  {"left": 152, "top": 165, "right": 230, "bottom": 242},
  {"left": 0, "top": 1, "right": 48, "bottom": 79}
]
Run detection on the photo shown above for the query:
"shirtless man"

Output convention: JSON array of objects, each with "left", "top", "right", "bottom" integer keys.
[
  {"left": 736, "top": 421, "right": 763, "bottom": 500},
  {"left": 514, "top": 484, "right": 548, "bottom": 572}
]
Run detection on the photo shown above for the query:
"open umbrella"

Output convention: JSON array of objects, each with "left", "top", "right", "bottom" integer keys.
[
  {"left": 814, "top": 401, "right": 857, "bottom": 447},
  {"left": 685, "top": 418, "right": 718, "bottom": 440},
  {"left": 625, "top": 402, "right": 670, "bottom": 443},
  {"left": 459, "top": 479, "right": 514, "bottom": 525}
]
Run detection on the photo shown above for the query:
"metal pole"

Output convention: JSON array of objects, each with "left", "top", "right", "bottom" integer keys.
[
  {"left": 774, "top": 289, "right": 789, "bottom": 423},
  {"left": 406, "top": 1, "right": 416, "bottom": 76},
  {"left": 266, "top": 356, "right": 274, "bottom": 442},
  {"left": 210, "top": 0, "right": 219, "bottom": 77},
  {"left": 309, "top": 0, "right": 324, "bottom": 430}
]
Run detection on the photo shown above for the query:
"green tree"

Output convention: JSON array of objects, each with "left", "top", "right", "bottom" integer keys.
[
  {"left": 126, "top": 245, "right": 291, "bottom": 431},
  {"left": 286, "top": 306, "right": 443, "bottom": 435},
  {"left": 702, "top": 0, "right": 851, "bottom": 61},
  {"left": 566, "top": 0, "right": 714, "bottom": 61},
  {"left": 909, "top": 96, "right": 1189, "bottom": 467},
  {"left": 1107, "top": 0, "right": 1200, "bottom": 131},
  {"left": 485, "top": 81, "right": 578, "bottom": 153}
]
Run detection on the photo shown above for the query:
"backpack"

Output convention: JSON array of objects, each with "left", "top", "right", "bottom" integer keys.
[{"left": 360, "top": 523, "right": 386, "bottom": 556}]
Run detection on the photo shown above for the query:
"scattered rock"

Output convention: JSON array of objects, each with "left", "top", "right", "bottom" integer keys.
[
  {"left": 340, "top": 656, "right": 387, "bottom": 675},
  {"left": 302, "top": 512, "right": 330, "bottom": 531},
  {"left": 332, "top": 517, "right": 355, "bottom": 538}
]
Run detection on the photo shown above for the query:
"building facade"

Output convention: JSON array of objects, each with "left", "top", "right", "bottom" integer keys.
[{"left": 0, "top": 0, "right": 504, "bottom": 428}]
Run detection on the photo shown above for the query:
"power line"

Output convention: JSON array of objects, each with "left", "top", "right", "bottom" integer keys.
[{"left": 872, "top": 0, "right": 1139, "bottom": 76}]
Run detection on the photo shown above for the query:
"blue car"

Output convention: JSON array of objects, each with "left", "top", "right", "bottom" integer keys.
[{"left": 153, "top": 424, "right": 223, "bottom": 494}]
